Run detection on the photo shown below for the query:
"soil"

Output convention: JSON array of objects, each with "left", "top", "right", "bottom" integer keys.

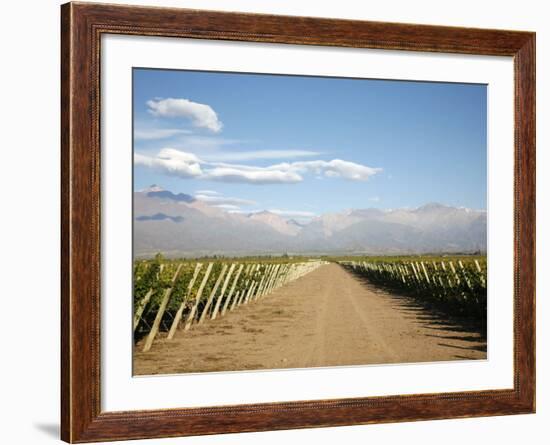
[{"left": 133, "top": 263, "right": 486, "bottom": 375}]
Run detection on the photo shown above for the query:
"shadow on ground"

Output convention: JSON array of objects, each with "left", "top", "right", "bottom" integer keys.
[{"left": 350, "top": 273, "right": 487, "bottom": 356}]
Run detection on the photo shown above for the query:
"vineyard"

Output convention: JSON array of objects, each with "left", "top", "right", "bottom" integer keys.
[
  {"left": 133, "top": 256, "right": 326, "bottom": 352},
  {"left": 339, "top": 256, "right": 487, "bottom": 319},
  {"left": 134, "top": 253, "right": 487, "bottom": 355}
]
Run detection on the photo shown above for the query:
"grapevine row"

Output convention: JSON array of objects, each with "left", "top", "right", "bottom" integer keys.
[
  {"left": 134, "top": 259, "right": 326, "bottom": 351},
  {"left": 340, "top": 258, "right": 487, "bottom": 317}
]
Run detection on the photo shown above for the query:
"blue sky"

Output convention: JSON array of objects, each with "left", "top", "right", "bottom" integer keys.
[{"left": 133, "top": 68, "right": 487, "bottom": 221}]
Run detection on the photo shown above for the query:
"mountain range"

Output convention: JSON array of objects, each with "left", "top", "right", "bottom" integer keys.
[{"left": 134, "top": 186, "right": 487, "bottom": 258}]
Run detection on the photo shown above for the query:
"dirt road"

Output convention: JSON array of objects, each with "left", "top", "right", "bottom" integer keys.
[{"left": 134, "top": 263, "right": 486, "bottom": 375}]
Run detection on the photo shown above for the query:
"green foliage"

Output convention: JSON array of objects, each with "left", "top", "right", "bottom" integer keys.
[
  {"left": 166, "top": 263, "right": 199, "bottom": 312},
  {"left": 133, "top": 258, "right": 161, "bottom": 305},
  {"left": 132, "top": 258, "right": 316, "bottom": 338},
  {"left": 328, "top": 254, "right": 487, "bottom": 264},
  {"left": 136, "top": 254, "right": 315, "bottom": 265},
  {"left": 342, "top": 257, "right": 487, "bottom": 318}
]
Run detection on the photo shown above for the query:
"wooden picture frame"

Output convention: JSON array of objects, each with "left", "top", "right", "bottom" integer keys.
[{"left": 61, "top": 2, "right": 535, "bottom": 442}]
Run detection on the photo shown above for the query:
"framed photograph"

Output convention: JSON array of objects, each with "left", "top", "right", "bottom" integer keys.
[{"left": 61, "top": 2, "right": 535, "bottom": 442}]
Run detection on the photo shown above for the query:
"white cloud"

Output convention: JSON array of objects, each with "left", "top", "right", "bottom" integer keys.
[
  {"left": 369, "top": 196, "right": 381, "bottom": 202},
  {"left": 226, "top": 209, "right": 255, "bottom": 214},
  {"left": 158, "top": 148, "right": 202, "bottom": 166},
  {"left": 134, "top": 153, "right": 154, "bottom": 168},
  {"left": 134, "top": 128, "right": 192, "bottom": 140},
  {"left": 194, "top": 190, "right": 219, "bottom": 196},
  {"left": 147, "top": 98, "right": 223, "bottom": 133},
  {"left": 285, "top": 159, "right": 382, "bottom": 181},
  {"left": 268, "top": 209, "right": 317, "bottom": 218},
  {"left": 203, "top": 166, "right": 303, "bottom": 184},
  {"left": 204, "top": 158, "right": 380, "bottom": 184},
  {"left": 134, "top": 148, "right": 202, "bottom": 178},
  {"left": 194, "top": 193, "right": 256, "bottom": 206},
  {"left": 134, "top": 148, "right": 381, "bottom": 185},
  {"left": 202, "top": 150, "right": 320, "bottom": 162}
]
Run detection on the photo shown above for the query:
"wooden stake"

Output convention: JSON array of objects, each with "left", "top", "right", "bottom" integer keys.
[
  {"left": 458, "top": 261, "right": 473, "bottom": 290},
  {"left": 220, "top": 264, "right": 244, "bottom": 316},
  {"left": 211, "top": 263, "right": 235, "bottom": 320},
  {"left": 133, "top": 288, "right": 154, "bottom": 333},
  {"left": 243, "top": 264, "right": 259, "bottom": 304},
  {"left": 133, "top": 263, "right": 163, "bottom": 332},
  {"left": 242, "top": 280, "right": 255, "bottom": 305},
  {"left": 449, "top": 261, "right": 461, "bottom": 285},
  {"left": 166, "top": 263, "right": 202, "bottom": 340},
  {"left": 251, "top": 265, "right": 270, "bottom": 302},
  {"left": 233, "top": 280, "right": 248, "bottom": 309},
  {"left": 142, "top": 264, "right": 183, "bottom": 352},
  {"left": 420, "top": 261, "right": 431, "bottom": 284},
  {"left": 230, "top": 290, "right": 241, "bottom": 311},
  {"left": 184, "top": 263, "right": 213, "bottom": 331},
  {"left": 245, "top": 281, "right": 258, "bottom": 304},
  {"left": 475, "top": 259, "right": 486, "bottom": 287},
  {"left": 198, "top": 264, "right": 228, "bottom": 324},
  {"left": 263, "top": 264, "right": 280, "bottom": 296},
  {"left": 441, "top": 261, "right": 453, "bottom": 287}
]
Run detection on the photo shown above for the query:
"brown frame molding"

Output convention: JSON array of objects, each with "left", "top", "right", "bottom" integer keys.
[{"left": 61, "top": 2, "right": 536, "bottom": 442}]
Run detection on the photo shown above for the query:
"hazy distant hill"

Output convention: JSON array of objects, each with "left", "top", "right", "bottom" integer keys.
[{"left": 133, "top": 186, "right": 486, "bottom": 258}]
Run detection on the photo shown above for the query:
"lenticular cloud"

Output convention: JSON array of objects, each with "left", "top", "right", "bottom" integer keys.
[{"left": 134, "top": 148, "right": 381, "bottom": 184}]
